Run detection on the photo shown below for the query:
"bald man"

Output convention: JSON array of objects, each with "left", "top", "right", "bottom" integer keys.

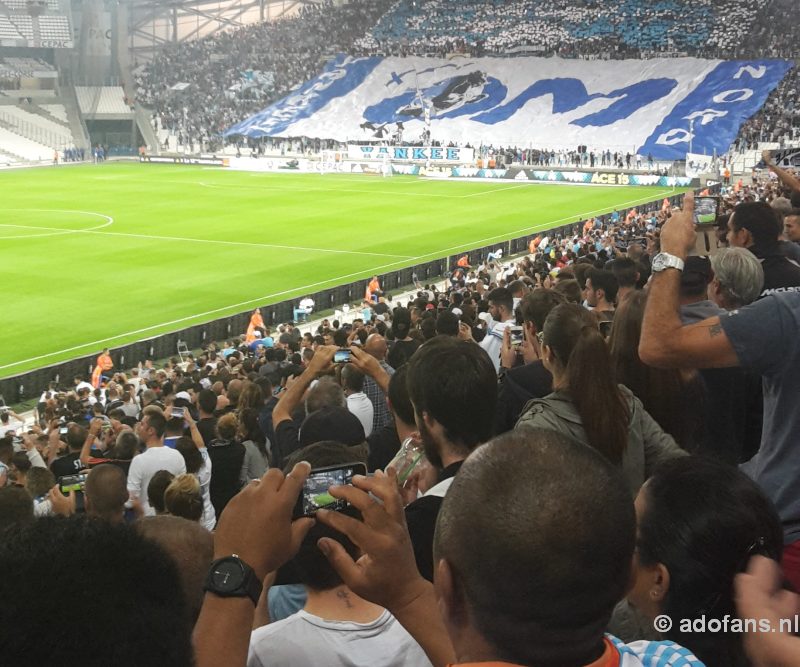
[
  {"left": 362, "top": 334, "right": 395, "bottom": 432},
  {"left": 85, "top": 464, "right": 129, "bottom": 523}
]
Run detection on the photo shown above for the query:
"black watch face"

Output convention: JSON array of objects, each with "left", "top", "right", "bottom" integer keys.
[{"left": 210, "top": 559, "right": 244, "bottom": 593}]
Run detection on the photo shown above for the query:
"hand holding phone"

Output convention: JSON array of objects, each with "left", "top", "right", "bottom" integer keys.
[
  {"left": 293, "top": 463, "right": 367, "bottom": 518},
  {"left": 333, "top": 349, "right": 352, "bottom": 364},
  {"left": 693, "top": 196, "right": 720, "bottom": 226}
]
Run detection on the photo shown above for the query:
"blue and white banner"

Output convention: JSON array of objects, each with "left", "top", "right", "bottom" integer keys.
[{"left": 225, "top": 55, "right": 792, "bottom": 160}]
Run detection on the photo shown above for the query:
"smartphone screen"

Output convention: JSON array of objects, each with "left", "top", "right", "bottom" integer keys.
[
  {"left": 171, "top": 407, "right": 185, "bottom": 419},
  {"left": 59, "top": 474, "right": 87, "bottom": 494},
  {"left": 293, "top": 463, "right": 366, "bottom": 518},
  {"left": 508, "top": 326, "right": 524, "bottom": 347},
  {"left": 333, "top": 349, "right": 352, "bottom": 364},
  {"left": 693, "top": 196, "right": 720, "bottom": 226}
]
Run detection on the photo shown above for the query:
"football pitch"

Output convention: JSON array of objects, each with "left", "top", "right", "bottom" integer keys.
[{"left": 0, "top": 162, "right": 681, "bottom": 376}]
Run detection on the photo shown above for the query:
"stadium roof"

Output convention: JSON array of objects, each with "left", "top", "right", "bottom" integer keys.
[{"left": 127, "top": 0, "right": 325, "bottom": 58}]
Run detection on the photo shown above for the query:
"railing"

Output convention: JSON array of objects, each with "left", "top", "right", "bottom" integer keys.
[{"left": 0, "top": 111, "right": 70, "bottom": 148}]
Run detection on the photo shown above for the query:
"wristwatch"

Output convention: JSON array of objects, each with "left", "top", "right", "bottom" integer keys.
[
  {"left": 651, "top": 252, "right": 685, "bottom": 273},
  {"left": 204, "top": 554, "right": 262, "bottom": 606}
]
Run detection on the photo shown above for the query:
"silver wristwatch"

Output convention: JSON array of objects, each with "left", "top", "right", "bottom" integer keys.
[{"left": 652, "top": 252, "right": 685, "bottom": 273}]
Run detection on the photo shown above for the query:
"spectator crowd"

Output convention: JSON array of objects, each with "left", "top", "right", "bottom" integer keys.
[
  {"left": 134, "top": 0, "right": 798, "bottom": 157},
  {"left": 3, "top": 150, "right": 800, "bottom": 667}
]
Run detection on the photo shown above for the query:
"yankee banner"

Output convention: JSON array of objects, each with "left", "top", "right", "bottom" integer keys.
[{"left": 225, "top": 55, "right": 792, "bottom": 160}]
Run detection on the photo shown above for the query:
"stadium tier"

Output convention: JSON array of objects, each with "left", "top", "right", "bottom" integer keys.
[{"left": 4, "top": 3, "right": 800, "bottom": 666}]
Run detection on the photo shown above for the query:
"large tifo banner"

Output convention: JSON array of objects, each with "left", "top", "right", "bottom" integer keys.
[{"left": 225, "top": 55, "right": 792, "bottom": 160}]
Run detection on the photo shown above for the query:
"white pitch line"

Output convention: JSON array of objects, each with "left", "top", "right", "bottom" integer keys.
[
  {"left": 0, "top": 187, "right": 681, "bottom": 374},
  {"left": 198, "top": 180, "right": 464, "bottom": 199},
  {"left": 67, "top": 228, "right": 412, "bottom": 259},
  {"left": 461, "top": 183, "right": 532, "bottom": 197},
  {"left": 0, "top": 217, "right": 410, "bottom": 260},
  {"left": 0, "top": 209, "right": 114, "bottom": 239},
  {"left": 0, "top": 256, "right": 415, "bottom": 373}
]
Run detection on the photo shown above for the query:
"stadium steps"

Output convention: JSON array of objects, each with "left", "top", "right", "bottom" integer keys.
[
  {"left": 0, "top": 125, "right": 52, "bottom": 161},
  {"left": 0, "top": 145, "right": 26, "bottom": 165},
  {"left": 60, "top": 85, "right": 90, "bottom": 151},
  {"left": 25, "top": 102, "right": 70, "bottom": 128},
  {"left": 134, "top": 103, "right": 158, "bottom": 152}
]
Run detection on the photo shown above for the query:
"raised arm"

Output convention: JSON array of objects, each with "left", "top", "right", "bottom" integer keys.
[
  {"left": 348, "top": 345, "right": 391, "bottom": 394},
  {"left": 182, "top": 409, "right": 205, "bottom": 450},
  {"left": 317, "top": 472, "right": 456, "bottom": 667},
  {"left": 763, "top": 149, "right": 800, "bottom": 193},
  {"left": 639, "top": 192, "right": 740, "bottom": 370},
  {"left": 272, "top": 345, "right": 337, "bottom": 428}
]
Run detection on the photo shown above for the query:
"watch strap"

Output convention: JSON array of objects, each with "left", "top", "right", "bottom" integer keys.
[
  {"left": 654, "top": 252, "right": 685, "bottom": 272},
  {"left": 204, "top": 555, "right": 263, "bottom": 606}
]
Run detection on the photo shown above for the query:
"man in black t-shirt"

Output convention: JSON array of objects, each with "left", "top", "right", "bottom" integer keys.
[{"left": 50, "top": 424, "right": 87, "bottom": 480}]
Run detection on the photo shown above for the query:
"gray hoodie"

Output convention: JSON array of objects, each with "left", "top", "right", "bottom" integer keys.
[{"left": 515, "top": 386, "right": 686, "bottom": 496}]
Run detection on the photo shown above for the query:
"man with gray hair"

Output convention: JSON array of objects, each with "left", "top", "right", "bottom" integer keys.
[{"left": 708, "top": 247, "right": 765, "bottom": 311}]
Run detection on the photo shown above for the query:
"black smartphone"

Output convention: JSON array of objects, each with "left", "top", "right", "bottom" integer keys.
[
  {"left": 292, "top": 463, "right": 366, "bottom": 519},
  {"left": 693, "top": 196, "right": 720, "bottom": 226},
  {"left": 333, "top": 349, "right": 352, "bottom": 364},
  {"left": 59, "top": 423, "right": 69, "bottom": 435}
]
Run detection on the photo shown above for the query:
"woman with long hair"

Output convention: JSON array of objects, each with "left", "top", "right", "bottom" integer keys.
[
  {"left": 609, "top": 291, "right": 706, "bottom": 450},
  {"left": 238, "top": 407, "right": 268, "bottom": 482},
  {"left": 516, "top": 303, "right": 685, "bottom": 494}
]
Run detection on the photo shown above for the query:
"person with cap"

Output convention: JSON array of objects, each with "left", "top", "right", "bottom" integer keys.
[{"left": 726, "top": 201, "right": 800, "bottom": 298}]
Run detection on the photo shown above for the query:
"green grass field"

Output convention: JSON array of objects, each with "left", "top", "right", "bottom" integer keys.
[{"left": 0, "top": 162, "right": 679, "bottom": 376}]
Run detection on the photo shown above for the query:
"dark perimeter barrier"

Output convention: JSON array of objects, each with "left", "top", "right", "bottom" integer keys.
[{"left": 0, "top": 185, "right": 712, "bottom": 403}]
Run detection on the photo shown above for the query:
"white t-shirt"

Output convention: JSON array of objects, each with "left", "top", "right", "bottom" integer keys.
[
  {"left": 0, "top": 419, "right": 24, "bottom": 438},
  {"left": 247, "top": 609, "right": 432, "bottom": 667},
  {"left": 197, "top": 447, "right": 216, "bottom": 530},
  {"left": 347, "top": 392, "right": 374, "bottom": 437},
  {"left": 127, "top": 445, "right": 187, "bottom": 515},
  {"left": 479, "top": 318, "right": 512, "bottom": 372}
]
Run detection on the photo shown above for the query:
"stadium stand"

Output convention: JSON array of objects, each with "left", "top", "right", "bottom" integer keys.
[
  {"left": 0, "top": 125, "right": 52, "bottom": 160},
  {"left": 38, "top": 103, "right": 68, "bottom": 123},
  {"left": 135, "top": 0, "right": 799, "bottom": 155},
  {"left": 136, "top": 0, "right": 394, "bottom": 148},
  {"left": 0, "top": 104, "right": 74, "bottom": 150},
  {"left": 75, "top": 86, "right": 133, "bottom": 116},
  {"left": 6, "top": 4, "right": 800, "bottom": 667},
  {"left": 356, "top": 0, "right": 793, "bottom": 58},
  {"left": 0, "top": 0, "right": 72, "bottom": 46}
]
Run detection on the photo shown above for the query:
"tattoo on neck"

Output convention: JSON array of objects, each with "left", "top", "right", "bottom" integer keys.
[
  {"left": 709, "top": 323, "right": 723, "bottom": 338},
  {"left": 336, "top": 590, "right": 354, "bottom": 608}
]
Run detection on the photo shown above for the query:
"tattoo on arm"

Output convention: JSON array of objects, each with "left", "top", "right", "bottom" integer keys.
[{"left": 709, "top": 323, "right": 723, "bottom": 338}]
